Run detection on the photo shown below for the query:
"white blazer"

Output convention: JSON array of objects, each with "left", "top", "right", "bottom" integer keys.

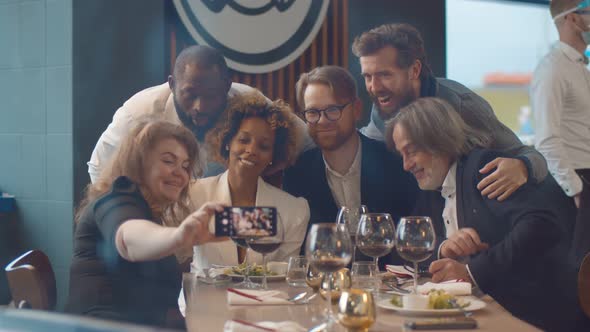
[{"left": 189, "top": 171, "right": 310, "bottom": 273}]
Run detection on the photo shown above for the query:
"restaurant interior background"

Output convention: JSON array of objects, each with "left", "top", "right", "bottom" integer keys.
[{"left": 0, "top": 0, "right": 565, "bottom": 311}]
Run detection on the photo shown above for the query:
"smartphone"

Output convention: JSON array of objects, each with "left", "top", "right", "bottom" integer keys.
[
  {"left": 215, "top": 206, "right": 277, "bottom": 237},
  {"left": 404, "top": 317, "right": 477, "bottom": 330}
]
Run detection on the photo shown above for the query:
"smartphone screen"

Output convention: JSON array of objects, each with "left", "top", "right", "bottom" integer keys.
[{"left": 215, "top": 207, "right": 277, "bottom": 237}]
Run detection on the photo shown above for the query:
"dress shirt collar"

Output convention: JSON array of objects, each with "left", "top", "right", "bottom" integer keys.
[
  {"left": 440, "top": 162, "right": 458, "bottom": 199},
  {"left": 323, "top": 137, "right": 362, "bottom": 178},
  {"left": 557, "top": 41, "right": 589, "bottom": 65}
]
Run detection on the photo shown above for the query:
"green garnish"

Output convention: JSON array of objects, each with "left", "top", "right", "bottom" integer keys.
[{"left": 224, "top": 262, "right": 278, "bottom": 276}]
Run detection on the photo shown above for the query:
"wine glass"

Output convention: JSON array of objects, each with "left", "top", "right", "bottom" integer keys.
[
  {"left": 231, "top": 236, "right": 260, "bottom": 289},
  {"left": 337, "top": 289, "right": 376, "bottom": 332},
  {"left": 356, "top": 213, "right": 395, "bottom": 270},
  {"left": 336, "top": 205, "right": 368, "bottom": 263},
  {"left": 395, "top": 216, "right": 436, "bottom": 294},
  {"left": 247, "top": 217, "right": 284, "bottom": 290},
  {"left": 306, "top": 223, "right": 352, "bottom": 327}
]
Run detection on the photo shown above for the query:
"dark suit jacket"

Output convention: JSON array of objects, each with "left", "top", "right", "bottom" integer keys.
[
  {"left": 283, "top": 133, "right": 419, "bottom": 266},
  {"left": 414, "top": 149, "right": 585, "bottom": 331}
]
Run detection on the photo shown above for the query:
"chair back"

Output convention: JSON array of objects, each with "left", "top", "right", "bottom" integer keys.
[
  {"left": 5, "top": 250, "right": 56, "bottom": 310},
  {"left": 579, "top": 252, "right": 590, "bottom": 318}
]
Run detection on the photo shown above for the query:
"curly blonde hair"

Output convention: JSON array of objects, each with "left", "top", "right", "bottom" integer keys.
[
  {"left": 206, "top": 90, "right": 299, "bottom": 167},
  {"left": 76, "top": 120, "right": 200, "bottom": 227}
]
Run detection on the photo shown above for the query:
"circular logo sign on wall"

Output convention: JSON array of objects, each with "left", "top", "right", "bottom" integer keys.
[{"left": 173, "top": 0, "right": 330, "bottom": 74}]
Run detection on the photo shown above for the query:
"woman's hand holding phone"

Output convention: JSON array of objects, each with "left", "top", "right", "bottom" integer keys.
[{"left": 175, "top": 202, "right": 229, "bottom": 247}]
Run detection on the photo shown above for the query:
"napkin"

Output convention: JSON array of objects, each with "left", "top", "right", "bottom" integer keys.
[
  {"left": 227, "top": 289, "right": 292, "bottom": 305},
  {"left": 223, "top": 319, "right": 305, "bottom": 332},
  {"left": 417, "top": 281, "right": 472, "bottom": 296},
  {"left": 208, "top": 267, "right": 229, "bottom": 278},
  {"left": 385, "top": 265, "right": 413, "bottom": 278}
]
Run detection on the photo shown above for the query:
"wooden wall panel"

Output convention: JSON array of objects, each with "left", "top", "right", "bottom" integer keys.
[{"left": 168, "top": 0, "right": 349, "bottom": 113}]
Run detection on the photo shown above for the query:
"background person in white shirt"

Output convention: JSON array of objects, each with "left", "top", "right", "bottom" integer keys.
[{"left": 531, "top": 0, "right": 590, "bottom": 264}]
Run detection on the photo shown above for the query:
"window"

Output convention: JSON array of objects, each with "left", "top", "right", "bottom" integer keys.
[{"left": 446, "top": 0, "right": 558, "bottom": 144}]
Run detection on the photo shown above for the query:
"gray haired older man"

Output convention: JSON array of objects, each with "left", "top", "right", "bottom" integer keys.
[{"left": 388, "top": 97, "right": 584, "bottom": 332}]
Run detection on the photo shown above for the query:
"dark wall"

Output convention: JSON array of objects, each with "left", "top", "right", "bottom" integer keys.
[
  {"left": 347, "top": 0, "right": 446, "bottom": 125},
  {"left": 72, "top": 0, "right": 167, "bottom": 205}
]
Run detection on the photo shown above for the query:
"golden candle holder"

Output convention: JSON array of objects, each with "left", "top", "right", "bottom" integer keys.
[{"left": 337, "top": 288, "right": 376, "bottom": 332}]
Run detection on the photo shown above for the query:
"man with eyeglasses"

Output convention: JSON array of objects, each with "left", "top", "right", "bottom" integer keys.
[
  {"left": 531, "top": 0, "right": 590, "bottom": 265},
  {"left": 283, "top": 66, "right": 418, "bottom": 265}
]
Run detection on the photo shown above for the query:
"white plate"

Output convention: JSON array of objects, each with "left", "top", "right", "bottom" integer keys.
[
  {"left": 377, "top": 297, "right": 486, "bottom": 316},
  {"left": 228, "top": 274, "right": 286, "bottom": 282}
]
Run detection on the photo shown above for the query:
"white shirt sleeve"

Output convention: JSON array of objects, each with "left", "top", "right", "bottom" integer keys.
[
  {"left": 532, "top": 65, "right": 583, "bottom": 197},
  {"left": 87, "top": 102, "right": 135, "bottom": 183}
]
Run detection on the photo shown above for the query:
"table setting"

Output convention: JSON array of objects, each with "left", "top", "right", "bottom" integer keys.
[{"left": 183, "top": 210, "right": 541, "bottom": 331}]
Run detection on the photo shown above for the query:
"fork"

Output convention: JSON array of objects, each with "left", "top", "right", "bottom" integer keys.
[
  {"left": 286, "top": 291, "right": 308, "bottom": 303},
  {"left": 383, "top": 281, "right": 411, "bottom": 294},
  {"left": 299, "top": 292, "right": 318, "bottom": 304},
  {"left": 448, "top": 298, "right": 473, "bottom": 317}
]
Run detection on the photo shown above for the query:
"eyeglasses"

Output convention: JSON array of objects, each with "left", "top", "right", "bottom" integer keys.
[
  {"left": 303, "top": 102, "right": 352, "bottom": 124},
  {"left": 554, "top": 0, "right": 590, "bottom": 21}
]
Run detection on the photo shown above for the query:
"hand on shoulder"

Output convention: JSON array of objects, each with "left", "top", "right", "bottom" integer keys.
[{"left": 477, "top": 157, "right": 528, "bottom": 201}]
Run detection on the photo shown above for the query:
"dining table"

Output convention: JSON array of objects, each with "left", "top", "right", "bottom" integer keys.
[{"left": 182, "top": 272, "right": 541, "bottom": 331}]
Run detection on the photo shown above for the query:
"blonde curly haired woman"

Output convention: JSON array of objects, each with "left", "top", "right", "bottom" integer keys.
[{"left": 67, "top": 121, "right": 224, "bottom": 328}]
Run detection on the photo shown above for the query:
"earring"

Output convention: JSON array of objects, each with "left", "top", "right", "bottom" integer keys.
[
  {"left": 225, "top": 145, "right": 229, "bottom": 151},
  {"left": 269, "top": 161, "right": 273, "bottom": 166}
]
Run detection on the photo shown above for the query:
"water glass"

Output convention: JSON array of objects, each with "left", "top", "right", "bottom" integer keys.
[
  {"left": 286, "top": 256, "right": 308, "bottom": 287},
  {"left": 351, "top": 261, "right": 379, "bottom": 292}
]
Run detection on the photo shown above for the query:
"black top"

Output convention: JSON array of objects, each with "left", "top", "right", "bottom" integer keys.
[
  {"left": 283, "top": 133, "right": 419, "bottom": 268},
  {"left": 66, "top": 176, "right": 182, "bottom": 328}
]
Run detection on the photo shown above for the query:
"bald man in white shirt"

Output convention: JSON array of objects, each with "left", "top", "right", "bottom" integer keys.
[{"left": 531, "top": 0, "right": 590, "bottom": 264}]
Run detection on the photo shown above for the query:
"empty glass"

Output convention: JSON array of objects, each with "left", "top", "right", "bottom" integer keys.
[
  {"left": 351, "top": 261, "right": 379, "bottom": 292},
  {"left": 336, "top": 205, "right": 368, "bottom": 263},
  {"left": 286, "top": 256, "right": 308, "bottom": 287}
]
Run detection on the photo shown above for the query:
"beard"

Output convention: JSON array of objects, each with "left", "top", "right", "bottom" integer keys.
[
  {"left": 371, "top": 87, "right": 416, "bottom": 121},
  {"left": 311, "top": 127, "right": 356, "bottom": 152},
  {"left": 174, "top": 98, "right": 223, "bottom": 142}
]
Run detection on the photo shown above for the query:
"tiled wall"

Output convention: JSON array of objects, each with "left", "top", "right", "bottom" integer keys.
[{"left": 0, "top": 0, "right": 72, "bottom": 310}]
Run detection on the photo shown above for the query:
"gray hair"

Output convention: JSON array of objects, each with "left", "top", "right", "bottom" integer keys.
[{"left": 385, "top": 97, "right": 492, "bottom": 160}]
